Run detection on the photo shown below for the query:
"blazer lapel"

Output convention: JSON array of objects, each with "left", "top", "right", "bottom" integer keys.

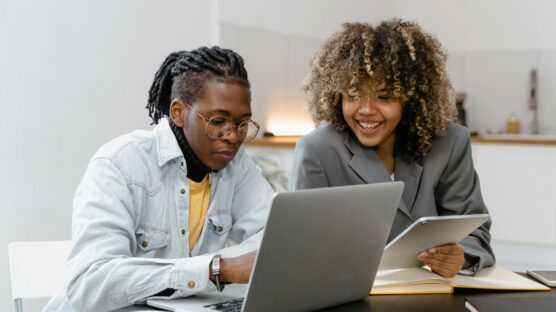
[
  {"left": 344, "top": 133, "right": 413, "bottom": 219},
  {"left": 394, "top": 156, "right": 423, "bottom": 216},
  {"left": 348, "top": 151, "right": 391, "bottom": 184}
]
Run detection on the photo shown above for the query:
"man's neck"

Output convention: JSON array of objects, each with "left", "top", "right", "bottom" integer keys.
[{"left": 168, "top": 119, "right": 213, "bottom": 182}]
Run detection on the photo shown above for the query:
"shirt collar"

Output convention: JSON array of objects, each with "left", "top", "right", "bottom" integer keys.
[{"left": 155, "top": 118, "right": 184, "bottom": 167}]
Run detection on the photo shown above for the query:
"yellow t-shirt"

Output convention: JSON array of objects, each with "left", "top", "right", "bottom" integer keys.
[{"left": 187, "top": 176, "right": 211, "bottom": 253}]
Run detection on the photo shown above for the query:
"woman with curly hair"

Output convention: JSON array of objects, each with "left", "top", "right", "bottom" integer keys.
[{"left": 290, "top": 19, "right": 495, "bottom": 277}]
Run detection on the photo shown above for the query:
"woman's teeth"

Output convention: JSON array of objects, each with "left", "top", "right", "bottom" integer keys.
[{"left": 358, "top": 121, "right": 382, "bottom": 129}]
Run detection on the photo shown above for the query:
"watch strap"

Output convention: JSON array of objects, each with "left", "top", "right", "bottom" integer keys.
[{"left": 211, "top": 254, "right": 224, "bottom": 292}]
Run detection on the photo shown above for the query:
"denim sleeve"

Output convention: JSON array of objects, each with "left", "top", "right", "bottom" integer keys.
[
  {"left": 223, "top": 148, "right": 273, "bottom": 250},
  {"left": 65, "top": 157, "right": 214, "bottom": 311}
]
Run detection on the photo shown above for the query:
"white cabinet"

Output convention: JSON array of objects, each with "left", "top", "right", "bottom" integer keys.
[{"left": 471, "top": 143, "right": 556, "bottom": 245}]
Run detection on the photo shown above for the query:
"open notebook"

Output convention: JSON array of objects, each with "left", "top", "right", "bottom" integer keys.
[{"left": 371, "top": 265, "right": 550, "bottom": 295}]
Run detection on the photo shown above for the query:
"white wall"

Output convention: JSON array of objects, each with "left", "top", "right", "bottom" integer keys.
[
  {"left": 0, "top": 0, "right": 213, "bottom": 310},
  {"left": 219, "top": 0, "right": 556, "bottom": 51},
  {"left": 392, "top": 0, "right": 556, "bottom": 134},
  {"left": 218, "top": 0, "right": 393, "bottom": 41},
  {"left": 220, "top": 23, "right": 321, "bottom": 135},
  {"left": 393, "top": 0, "right": 556, "bottom": 52}
]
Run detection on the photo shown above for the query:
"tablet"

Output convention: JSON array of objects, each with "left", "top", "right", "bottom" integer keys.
[
  {"left": 379, "top": 214, "right": 490, "bottom": 270},
  {"left": 527, "top": 270, "right": 556, "bottom": 287}
]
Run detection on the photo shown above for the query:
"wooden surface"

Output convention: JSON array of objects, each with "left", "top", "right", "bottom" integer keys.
[
  {"left": 247, "top": 136, "right": 300, "bottom": 147},
  {"left": 247, "top": 135, "right": 556, "bottom": 148},
  {"left": 471, "top": 135, "right": 556, "bottom": 145}
]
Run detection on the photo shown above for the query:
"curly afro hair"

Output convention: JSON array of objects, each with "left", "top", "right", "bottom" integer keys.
[{"left": 303, "top": 19, "right": 457, "bottom": 161}]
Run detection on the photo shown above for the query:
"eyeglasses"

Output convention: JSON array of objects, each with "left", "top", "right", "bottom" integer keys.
[{"left": 183, "top": 102, "right": 260, "bottom": 143}]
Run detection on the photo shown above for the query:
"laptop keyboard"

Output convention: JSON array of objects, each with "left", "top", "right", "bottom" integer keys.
[{"left": 203, "top": 297, "right": 244, "bottom": 311}]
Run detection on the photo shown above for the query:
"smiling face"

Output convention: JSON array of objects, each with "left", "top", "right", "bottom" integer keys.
[
  {"left": 341, "top": 82, "right": 403, "bottom": 155},
  {"left": 170, "top": 81, "right": 252, "bottom": 170}
]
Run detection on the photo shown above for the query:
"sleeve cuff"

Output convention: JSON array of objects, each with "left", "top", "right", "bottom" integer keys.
[
  {"left": 169, "top": 254, "right": 215, "bottom": 293},
  {"left": 459, "top": 253, "right": 481, "bottom": 276}
]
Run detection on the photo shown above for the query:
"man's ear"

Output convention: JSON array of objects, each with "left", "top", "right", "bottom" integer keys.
[{"left": 170, "top": 99, "right": 186, "bottom": 128}]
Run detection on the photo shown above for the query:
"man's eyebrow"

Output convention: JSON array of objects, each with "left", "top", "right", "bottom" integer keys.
[{"left": 209, "top": 109, "right": 252, "bottom": 118}]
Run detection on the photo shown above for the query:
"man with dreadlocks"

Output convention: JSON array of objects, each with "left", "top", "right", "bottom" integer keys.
[
  {"left": 45, "top": 46, "right": 274, "bottom": 311},
  {"left": 290, "top": 20, "right": 495, "bottom": 278}
]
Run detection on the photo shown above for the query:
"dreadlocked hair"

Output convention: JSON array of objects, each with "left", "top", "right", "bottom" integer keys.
[
  {"left": 303, "top": 19, "right": 456, "bottom": 162},
  {"left": 146, "top": 46, "right": 250, "bottom": 124}
]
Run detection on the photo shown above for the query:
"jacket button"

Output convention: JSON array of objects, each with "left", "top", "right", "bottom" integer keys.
[
  {"left": 141, "top": 241, "right": 148, "bottom": 248},
  {"left": 181, "top": 229, "right": 186, "bottom": 235},
  {"left": 181, "top": 161, "right": 184, "bottom": 167},
  {"left": 187, "top": 280, "right": 195, "bottom": 288},
  {"left": 216, "top": 226, "right": 224, "bottom": 233},
  {"left": 180, "top": 189, "right": 186, "bottom": 194}
]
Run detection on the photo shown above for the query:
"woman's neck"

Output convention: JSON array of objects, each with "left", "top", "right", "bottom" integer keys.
[{"left": 376, "top": 136, "right": 396, "bottom": 175}]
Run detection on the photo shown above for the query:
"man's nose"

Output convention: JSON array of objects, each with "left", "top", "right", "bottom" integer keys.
[{"left": 221, "top": 125, "right": 242, "bottom": 143}]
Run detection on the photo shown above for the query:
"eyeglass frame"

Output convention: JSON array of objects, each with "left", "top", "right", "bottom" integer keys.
[{"left": 182, "top": 102, "right": 260, "bottom": 143}]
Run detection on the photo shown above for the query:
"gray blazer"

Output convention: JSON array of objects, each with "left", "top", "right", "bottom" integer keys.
[{"left": 289, "top": 122, "right": 495, "bottom": 273}]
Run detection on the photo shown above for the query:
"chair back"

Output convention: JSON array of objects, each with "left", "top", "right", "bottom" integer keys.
[{"left": 8, "top": 240, "right": 72, "bottom": 311}]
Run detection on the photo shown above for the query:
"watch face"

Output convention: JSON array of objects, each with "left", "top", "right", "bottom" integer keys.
[{"left": 212, "top": 255, "right": 221, "bottom": 273}]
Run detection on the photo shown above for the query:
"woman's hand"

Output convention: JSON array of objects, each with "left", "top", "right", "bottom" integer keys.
[
  {"left": 417, "top": 243, "right": 464, "bottom": 278},
  {"left": 214, "top": 251, "right": 257, "bottom": 284}
]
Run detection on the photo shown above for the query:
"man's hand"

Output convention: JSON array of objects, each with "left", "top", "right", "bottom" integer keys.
[
  {"left": 417, "top": 243, "right": 464, "bottom": 278},
  {"left": 211, "top": 251, "right": 257, "bottom": 284}
]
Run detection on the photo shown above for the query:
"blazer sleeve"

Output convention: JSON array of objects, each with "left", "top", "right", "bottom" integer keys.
[
  {"left": 289, "top": 136, "right": 330, "bottom": 190},
  {"left": 435, "top": 128, "right": 496, "bottom": 274}
]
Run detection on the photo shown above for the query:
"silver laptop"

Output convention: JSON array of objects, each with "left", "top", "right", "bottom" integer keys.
[{"left": 147, "top": 182, "right": 404, "bottom": 312}]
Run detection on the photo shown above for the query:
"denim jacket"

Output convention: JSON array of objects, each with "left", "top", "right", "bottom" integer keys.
[{"left": 44, "top": 118, "right": 274, "bottom": 311}]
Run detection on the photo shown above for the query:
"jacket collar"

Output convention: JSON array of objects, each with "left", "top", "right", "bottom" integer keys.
[
  {"left": 155, "top": 118, "right": 184, "bottom": 167},
  {"left": 343, "top": 131, "right": 422, "bottom": 219},
  {"left": 394, "top": 156, "right": 423, "bottom": 218},
  {"left": 343, "top": 131, "right": 391, "bottom": 184}
]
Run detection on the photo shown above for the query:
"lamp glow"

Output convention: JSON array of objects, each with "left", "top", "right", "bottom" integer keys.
[{"left": 266, "top": 112, "right": 314, "bottom": 136}]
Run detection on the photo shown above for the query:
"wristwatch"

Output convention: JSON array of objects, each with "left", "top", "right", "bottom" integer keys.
[{"left": 211, "top": 254, "right": 225, "bottom": 292}]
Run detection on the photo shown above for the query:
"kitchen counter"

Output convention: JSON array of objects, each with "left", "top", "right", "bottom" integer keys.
[
  {"left": 471, "top": 134, "right": 556, "bottom": 145},
  {"left": 247, "top": 134, "right": 556, "bottom": 148}
]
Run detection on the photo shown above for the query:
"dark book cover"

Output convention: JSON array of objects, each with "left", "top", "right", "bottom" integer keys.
[{"left": 465, "top": 295, "right": 556, "bottom": 312}]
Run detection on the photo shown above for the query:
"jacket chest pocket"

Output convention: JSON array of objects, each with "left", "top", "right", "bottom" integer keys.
[
  {"left": 195, "top": 212, "right": 234, "bottom": 255},
  {"left": 208, "top": 213, "right": 232, "bottom": 236},
  {"left": 135, "top": 224, "right": 170, "bottom": 256}
]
